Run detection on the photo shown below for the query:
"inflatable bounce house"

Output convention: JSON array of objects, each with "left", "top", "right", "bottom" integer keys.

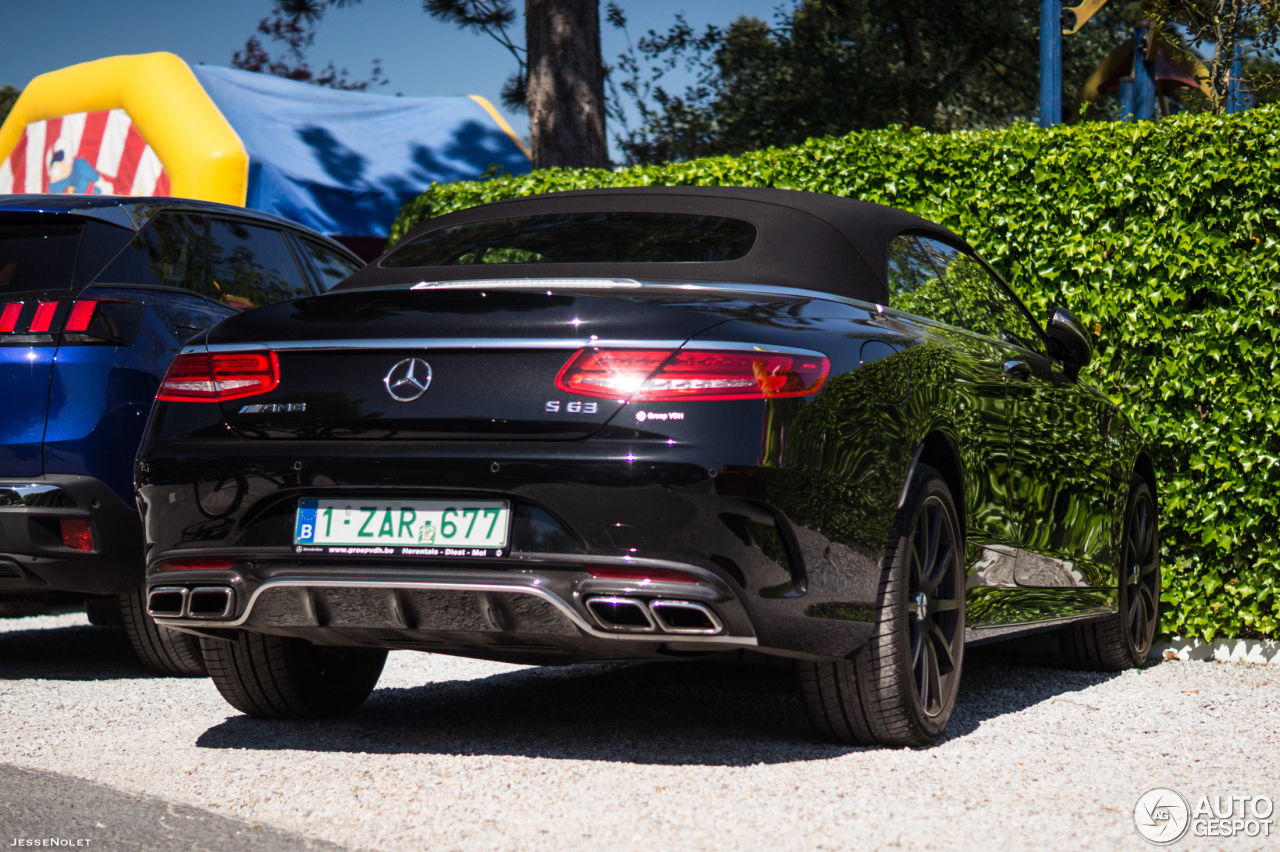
[{"left": 0, "top": 52, "right": 531, "bottom": 258}]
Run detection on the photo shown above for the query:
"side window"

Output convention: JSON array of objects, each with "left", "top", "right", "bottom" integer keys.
[
  {"left": 916, "top": 236, "right": 1045, "bottom": 354},
  {"left": 207, "top": 220, "right": 309, "bottom": 311},
  {"left": 297, "top": 238, "right": 363, "bottom": 292},
  {"left": 886, "top": 234, "right": 961, "bottom": 326},
  {"left": 93, "top": 213, "right": 206, "bottom": 292}
]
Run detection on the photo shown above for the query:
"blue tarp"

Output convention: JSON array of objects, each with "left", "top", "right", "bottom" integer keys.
[{"left": 190, "top": 65, "right": 530, "bottom": 239}]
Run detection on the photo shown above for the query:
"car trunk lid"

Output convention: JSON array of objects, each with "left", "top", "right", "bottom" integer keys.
[{"left": 204, "top": 284, "right": 795, "bottom": 440}]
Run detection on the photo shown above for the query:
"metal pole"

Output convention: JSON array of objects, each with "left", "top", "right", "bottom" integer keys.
[
  {"left": 1133, "top": 20, "right": 1157, "bottom": 121},
  {"left": 1226, "top": 33, "right": 1246, "bottom": 113},
  {"left": 1040, "top": 0, "right": 1063, "bottom": 127},
  {"left": 1118, "top": 76, "right": 1136, "bottom": 122}
]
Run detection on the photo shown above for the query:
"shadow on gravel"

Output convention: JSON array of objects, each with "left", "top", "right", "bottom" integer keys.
[
  {"left": 195, "top": 641, "right": 1127, "bottom": 764},
  {"left": 0, "top": 623, "right": 161, "bottom": 681}
]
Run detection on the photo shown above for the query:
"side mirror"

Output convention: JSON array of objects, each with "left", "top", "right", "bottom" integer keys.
[{"left": 1045, "top": 307, "right": 1093, "bottom": 373}]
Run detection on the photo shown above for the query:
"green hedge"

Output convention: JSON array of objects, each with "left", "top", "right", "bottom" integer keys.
[{"left": 390, "top": 107, "right": 1280, "bottom": 641}]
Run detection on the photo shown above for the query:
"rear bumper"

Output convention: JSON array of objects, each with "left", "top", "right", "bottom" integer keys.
[
  {"left": 0, "top": 475, "right": 142, "bottom": 596},
  {"left": 138, "top": 441, "right": 890, "bottom": 661},
  {"left": 145, "top": 553, "right": 760, "bottom": 662}
]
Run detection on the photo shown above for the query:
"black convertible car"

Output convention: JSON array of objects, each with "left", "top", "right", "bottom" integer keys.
[{"left": 136, "top": 187, "right": 1158, "bottom": 746}]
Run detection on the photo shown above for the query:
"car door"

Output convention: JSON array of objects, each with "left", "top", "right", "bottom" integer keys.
[
  {"left": 931, "top": 246, "right": 1119, "bottom": 589},
  {"left": 884, "top": 234, "right": 1019, "bottom": 589}
]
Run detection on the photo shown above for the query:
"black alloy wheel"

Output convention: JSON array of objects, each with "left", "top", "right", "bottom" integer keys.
[
  {"left": 798, "top": 463, "right": 966, "bottom": 747},
  {"left": 1059, "top": 477, "right": 1160, "bottom": 671},
  {"left": 1124, "top": 486, "right": 1160, "bottom": 654},
  {"left": 905, "top": 486, "right": 965, "bottom": 717}
]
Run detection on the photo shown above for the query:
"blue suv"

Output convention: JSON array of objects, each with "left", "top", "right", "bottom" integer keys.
[{"left": 0, "top": 195, "right": 362, "bottom": 674}]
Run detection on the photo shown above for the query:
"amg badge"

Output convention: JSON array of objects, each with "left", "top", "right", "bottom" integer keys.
[{"left": 239, "top": 403, "right": 307, "bottom": 414}]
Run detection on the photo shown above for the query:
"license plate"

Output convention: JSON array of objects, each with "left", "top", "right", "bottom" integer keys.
[{"left": 293, "top": 498, "right": 510, "bottom": 558}]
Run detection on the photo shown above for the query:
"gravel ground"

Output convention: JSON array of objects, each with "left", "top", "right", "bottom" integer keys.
[{"left": 1, "top": 613, "right": 1277, "bottom": 852}]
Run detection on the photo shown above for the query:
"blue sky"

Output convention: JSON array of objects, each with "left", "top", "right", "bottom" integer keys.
[{"left": 4, "top": 0, "right": 789, "bottom": 157}]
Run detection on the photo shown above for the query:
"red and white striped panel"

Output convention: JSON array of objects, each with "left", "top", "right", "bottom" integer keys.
[{"left": 0, "top": 109, "right": 171, "bottom": 197}]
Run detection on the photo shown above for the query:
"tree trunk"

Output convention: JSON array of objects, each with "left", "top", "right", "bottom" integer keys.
[{"left": 525, "top": 0, "right": 608, "bottom": 169}]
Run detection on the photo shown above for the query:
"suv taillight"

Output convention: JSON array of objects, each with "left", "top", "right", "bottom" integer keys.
[
  {"left": 0, "top": 298, "right": 140, "bottom": 343},
  {"left": 157, "top": 351, "right": 281, "bottom": 402},
  {"left": 0, "top": 302, "right": 23, "bottom": 332},
  {"left": 555, "top": 348, "right": 829, "bottom": 401}
]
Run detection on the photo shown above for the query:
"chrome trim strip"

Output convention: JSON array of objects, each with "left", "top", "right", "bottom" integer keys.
[
  {"left": 508, "top": 551, "right": 724, "bottom": 584},
  {"left": 682, "top": 340, "right": 828, "bottom": 358},
  {"left": 152, "top": 577, "right": 757, "bottom": 646},
  {"left": 346, "top": 279, "right": 882, "bottom": 314},
  {"left": 198, "top": 338, "right": 824, "bottom": 358},
  {"left": 412, "top": 278, "right": 643, "bottom": 290},
  {"left": 649, "top": 600, "right": 725, "bottom": 635},
  {"left": 202, "top": 338, "right": 689, "bottom": 354},
  {"left": 0, "top": 484, "right": 78, "bottom": 510}
]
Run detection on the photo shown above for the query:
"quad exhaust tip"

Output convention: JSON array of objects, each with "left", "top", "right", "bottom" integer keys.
[
  {"left": 649, "top": 600, "right": 723, "bottom": 635},
  {"left": 148, "top": 585, "right": 235, "bottom": 620},
  {"left": 585, "top": 596, "right": 723, "bottom": 635},
  {"left": 586, "top": 597, "right": 655, "bottom": 632}
]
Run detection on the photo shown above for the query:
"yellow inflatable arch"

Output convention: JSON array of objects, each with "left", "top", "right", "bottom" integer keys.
[{"left": 0, "top": 52, "right": 248, "bottom": 204}]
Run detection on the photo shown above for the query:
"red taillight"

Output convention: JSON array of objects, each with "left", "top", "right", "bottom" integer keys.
[
  {"left": 555, "top": 349, "right": 671, "bottom": 398},
  {"left": 158, "top": 558, "right": 237, "bottom": 571},
  {"left": 28, "top": 301, "right": 59, "bottom": 333},
  {"left": 64, "top": 300, "right": 99, "bottom": 332},
  {"left": 588, "top": 567, "right": 696, "bottom": 584},
  {"left": 555, "top": 348, "right": 829, "bottom": 402},
  {"left": 59, "top": 519, "right": 94, "bottom": 551},
  {"left": 0, "top": 302, "right": 21, "bottom": 333},
  {"left": 156, "top": 351, "right": 280, "bottom": 402}
]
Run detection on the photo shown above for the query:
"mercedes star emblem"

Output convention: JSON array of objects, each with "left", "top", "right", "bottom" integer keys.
[{"left": 383, "top": 357, "right": 432, "bottom": 402}]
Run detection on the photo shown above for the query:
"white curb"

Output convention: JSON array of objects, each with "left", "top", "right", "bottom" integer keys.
[{"left": 1151, "top": 636, "right": 1280, "bottom": 665}]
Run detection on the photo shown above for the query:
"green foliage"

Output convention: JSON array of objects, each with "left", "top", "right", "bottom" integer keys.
[
  {"left": 390, "top": 105, "right": 1280, "bottom": 641},
  {"left": 605, "top": 0, "right": 1129, "bottom": 163},
  {"left": 0, "top": 85, "right": 20, "bottom": 128}
]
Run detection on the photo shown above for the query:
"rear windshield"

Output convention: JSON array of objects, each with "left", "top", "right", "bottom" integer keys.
[
  {"left": 381, "top": 212, "right": 758, "bottom": 268},
  {"left": 0, "top": 221, "right": 82, "bottom": 294}
]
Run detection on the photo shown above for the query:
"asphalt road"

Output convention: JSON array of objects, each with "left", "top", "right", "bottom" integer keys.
[
  {"left": 0, "top": 613, "right": 1276, "bottom": 852},
  {"left": 0, "top": 762, "right": 350, "bottom": 852}
]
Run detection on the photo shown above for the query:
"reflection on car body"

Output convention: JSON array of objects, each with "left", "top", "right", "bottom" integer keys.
[{"left": 136, "top": 187, "right": 1159, "bottom": 745}]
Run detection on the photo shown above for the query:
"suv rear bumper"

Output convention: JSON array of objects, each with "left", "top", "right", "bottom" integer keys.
[{"left": 0, "top": 475, "right": 142, "bottom": 596}]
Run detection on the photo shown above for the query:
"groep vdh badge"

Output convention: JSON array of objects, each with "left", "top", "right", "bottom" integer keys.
[{"left": 384, "top": 358, "right": 432, "bottom": 402}]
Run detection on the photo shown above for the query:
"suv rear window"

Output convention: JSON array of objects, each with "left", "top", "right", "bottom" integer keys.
[
  {"left": 381, "top": 212, "right": 758, "bottom": 268},
  {"left": 0, "top": 221, "right": 82, "bottom": 294}
]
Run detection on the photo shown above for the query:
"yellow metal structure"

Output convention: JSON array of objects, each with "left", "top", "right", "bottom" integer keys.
[
  {"left": 0, "top": 52, "right": 248, "bottom": 205},
  {"left": 1063, "top": 0, "right": 1112, "bottom": 35},
  {"left": 468, "top": 95, "right": 532, "bottom": 161}
]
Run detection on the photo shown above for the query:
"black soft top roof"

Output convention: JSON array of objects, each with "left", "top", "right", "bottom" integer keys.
[{"left": 338, "top": 186, "right": 970, "bottom": 303}]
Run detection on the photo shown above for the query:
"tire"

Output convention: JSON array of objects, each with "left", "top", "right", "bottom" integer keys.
[
  {"left": 200, "top": 632, "right": 387, "bottom": 719},
  {"left": 120, "top": 585, "right": 207, "bottom": 677},
  {"left": 798, "top": 463, "right": 966, "bottom": 747},
  {"left": 1059, "top": 477, "right": 1160, "bottom": 671}
]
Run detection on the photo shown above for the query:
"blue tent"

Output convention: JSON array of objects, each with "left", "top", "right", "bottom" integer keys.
[{"left": 190, "top": 65, "right": 531, "bottom": 256}]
